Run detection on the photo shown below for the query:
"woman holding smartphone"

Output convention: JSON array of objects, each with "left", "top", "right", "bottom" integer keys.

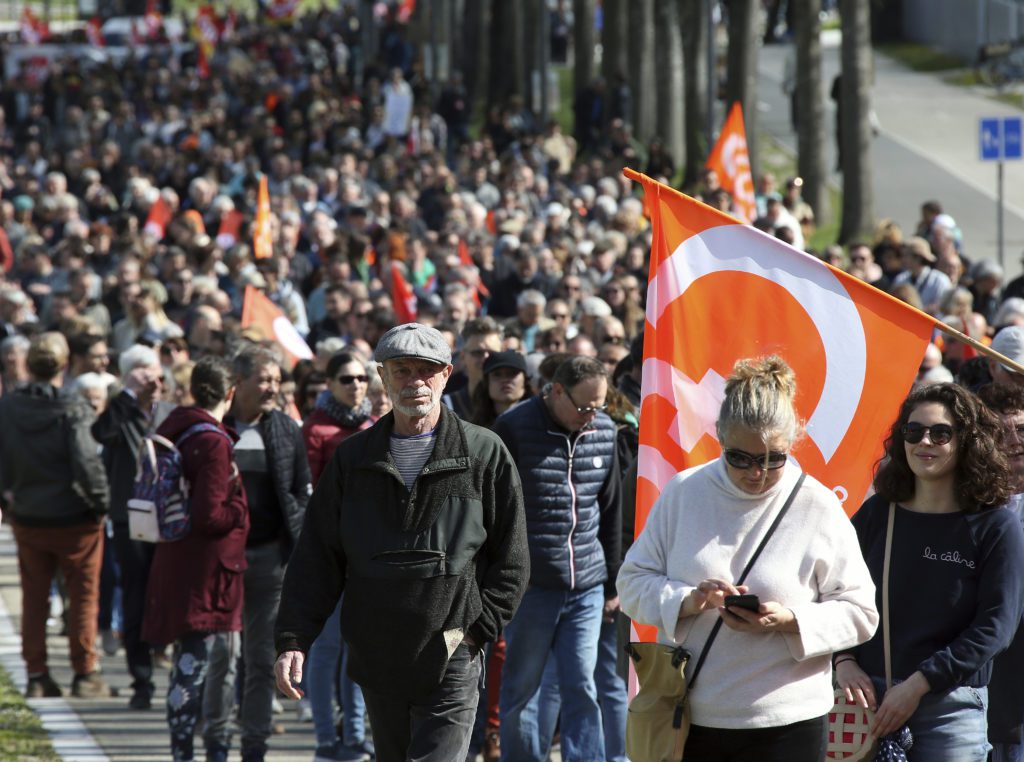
[
  {"left": 836, "top": 383, "right": 1024, "bottom": 760},
  {"left": 618, "top": 355, "right": 878, "bottom": 760}
]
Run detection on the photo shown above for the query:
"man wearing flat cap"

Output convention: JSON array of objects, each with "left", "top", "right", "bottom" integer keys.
[
  {"left": 275, "top": 323, "right": 529, "bottom": 762},
  {"left": 891, "top": 236, "right": 952, "bottom": 315}
]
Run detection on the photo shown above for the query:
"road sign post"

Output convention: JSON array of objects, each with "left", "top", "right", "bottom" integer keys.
[{"left": 980, "top": 116, "right": 1023, "bottom": 269}]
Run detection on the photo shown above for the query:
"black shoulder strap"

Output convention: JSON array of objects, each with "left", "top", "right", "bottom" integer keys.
[{"left": 687, "top": 472, "right": 806, "bottom": 689}]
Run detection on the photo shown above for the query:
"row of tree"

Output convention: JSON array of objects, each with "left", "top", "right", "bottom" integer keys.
[{"left": 414, "top": 0, "right": 874, "bottom": 243}]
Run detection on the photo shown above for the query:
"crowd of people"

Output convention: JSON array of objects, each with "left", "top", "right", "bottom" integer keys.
[{"left": 2, "top": 1, "right": 1024, "bottom": 762}]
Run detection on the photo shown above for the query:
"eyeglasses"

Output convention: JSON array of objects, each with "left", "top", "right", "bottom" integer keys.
[
  {"left": 565, "top": 388, "right": 607, "bottom": 415},
  {"left": 551, "top": 313, "right": 570, "bottom": 320},
  {"left": 723, "top": 448, "right": 788, "bottom": 470},
  {"left": 900, "top": 422, "right": 955, "bottom": 445},
  {"left": 336, "top": 374, "right": 368, "bottom": 385}
]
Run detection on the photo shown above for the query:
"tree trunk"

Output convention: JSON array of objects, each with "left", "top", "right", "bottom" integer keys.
[
  {"left": 573, "top": 0, "right": 597, "bottom": 108},
  {"left": 523, "top": 0, "right": 541, "bottom": 114},
  {"left": 488, "top": 0, "right": 524, "bottom": 108},
  {"left": 628, "top": 0, "right": 657, "bottom": 145},
  {"left": 601, "top": 0, "right": 629, "bottom": 83},
  {"left": 723, "top": 0, "right": 761, "bottom": 178},
  {"left": 462, "top": 0, "right": 489, "bottom": 115},
  {"left": 679, "top": 0, "right": 710, "bottom": 188},
  {"left": 793, "top": 0, "right": 829, "bottom": 226},
  {"left": 838, "top": 0, "right": 874, "bottom": 243},
  {"left": 655, "top": 0, "right": 684, "bottom": 172}
]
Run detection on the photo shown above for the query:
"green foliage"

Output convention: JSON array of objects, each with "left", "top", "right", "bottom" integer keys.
[
  {"left": 0, "top": 668, "right": 59, "bottom": 762},
  {"left": 877, "top": 43, "right": 965, "bottom": 73}
]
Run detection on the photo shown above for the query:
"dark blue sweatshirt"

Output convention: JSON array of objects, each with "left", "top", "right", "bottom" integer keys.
[{"left": 850, "top": 494, "right": 1024, "bottom": 693}]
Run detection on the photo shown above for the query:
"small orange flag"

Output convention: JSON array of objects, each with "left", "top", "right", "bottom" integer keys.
[
  {"left": 144, "top": 196, "right": 172, "bottom": 241},
  {"left": 705, "top": 102, "right": 757, "bottom": 223},
  {"left": 217, "top": 209, "right": 244, "bottom": 249},
  {"left": 390, "top": 262, "right": 418, "bottom": 324},
  {"left": 253, "top": 176, "right": 273, "bottom": 260},
  {"left": 241, "top": 285, "right": 313, "bottom": 367}
]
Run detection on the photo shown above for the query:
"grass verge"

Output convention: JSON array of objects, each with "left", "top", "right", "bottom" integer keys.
[
  {"left": 877, "top": 42, "right": 966, "bottom": 72},
  {"left": 0, "top": 667, "right": 59, "bottom": 762}
]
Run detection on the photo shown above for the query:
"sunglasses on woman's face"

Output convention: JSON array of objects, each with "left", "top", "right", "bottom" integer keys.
[
  {"left": 722, "top": 448, "right": 788, "bottom": 471},
  {"left": 900, "top": 422, "right": 954, "bottom": 445},
  {"left": 336, "top": 374, "right": 368, "bottom": 385}
]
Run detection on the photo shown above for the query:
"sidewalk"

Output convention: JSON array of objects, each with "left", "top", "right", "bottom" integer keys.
[{"left": 758, "top": 31, "right": 1024, "bottom": 279}]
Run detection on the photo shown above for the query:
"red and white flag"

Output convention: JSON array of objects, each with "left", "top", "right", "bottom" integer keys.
[
  {"left": 85, "top": 17, "right": 105, "bottom": 47},
  {"left": 705, "top": 102, "right": 757, "bottom": 223},
  {"left": 391, "top": 262, "right": 418, "bottom": 324},
  {"left": 241, "top": 285, "right": 313, "bottom": 367},
  {"left": 143, "top": 195, "right": 172, "bottom": 241},
  {"left": 625, "top": 169, "right": 936, "bottom": 645},
  {"left": 193, "top": 5, "right": 220, "bottom": 78},
  {"left": 216, "top": 209, "right": 244, "bottom": 249},
  {"left": 144, "top": 0, "right": 164, "bottom": 39},
  {"left": 253, "top": 176, "right": 273, "bottom": 260},
  {"left": 20, "top": 8, "right": 50, "bottom": 45},
  {"left": 266, "top": 0, "right": 300, "bottom": 22}
]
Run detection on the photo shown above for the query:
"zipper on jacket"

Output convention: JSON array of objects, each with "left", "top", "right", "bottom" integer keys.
[{"left": 548, "top": 427, "right": 594, "bottom": 591}]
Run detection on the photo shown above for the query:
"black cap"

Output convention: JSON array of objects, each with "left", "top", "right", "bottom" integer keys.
[{"left": 483, "top": 351, "right": 527, "bottom": 376}]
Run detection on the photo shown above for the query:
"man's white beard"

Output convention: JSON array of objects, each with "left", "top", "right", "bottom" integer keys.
[{"left": 387, "top": 381, "right": 439, "bottom": 418}]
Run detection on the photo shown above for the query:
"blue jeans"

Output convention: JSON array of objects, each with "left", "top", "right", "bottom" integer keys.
[
  {"left": 307, "top": 598, "right": 367, "bottom": 747},
  {"left": 499, "top": 585, "right": 605, "bottom": 762},
  {"left": 873, "top": 677, "right": 990, "bottom": 761},
  {"left": 532, "top": 619, "right": 628, "bottom": 761},
  {"left": 993, "top": 743, "right": 1024, "bottom": 762}
]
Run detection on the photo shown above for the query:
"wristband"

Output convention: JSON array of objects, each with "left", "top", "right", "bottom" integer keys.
[{"left": 833, "top": 655, "right": 856, "bottom": 667}]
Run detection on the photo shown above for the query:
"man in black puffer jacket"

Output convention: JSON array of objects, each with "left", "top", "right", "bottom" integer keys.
[
  {"left": 0, "top": 332, "right": 110, "bottom": 699},
  {"left": 492, "top": 355, "right": 622, "bottom": 761}
]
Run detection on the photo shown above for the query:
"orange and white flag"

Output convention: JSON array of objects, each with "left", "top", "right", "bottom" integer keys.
[
  {"left": 626, "top": 170, "right": 936, "bottom": 644},
  {"left": 143, "top": 195, "right": 172, "bottom": 241},
  {"left": 391, "top": 262, "right": 418, "bottom": 324},
  {"left": 20, "top": 8, "right": 49, "bottom": 45},
  {"left": 253, "top": 175, "right": 273, "bottom": 260},
  {"left": 705, "top": 102, "right": 757, "bottom": 223},
  {"left": 241, "top": 285, "right": 313, "bottom": 367}
]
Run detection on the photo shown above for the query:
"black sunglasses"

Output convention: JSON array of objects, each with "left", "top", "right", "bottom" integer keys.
[
  {"left": 723, "top": 448, "right": 788, "bottom": 471},
  {"left": 901, "top": 422, "right": 954, "bottom": 445},
  {"left": 336, "top": 374, "right": 368, "bottom": 385}
]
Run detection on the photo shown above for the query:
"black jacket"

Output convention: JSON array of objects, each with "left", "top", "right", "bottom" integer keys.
[
  {"left": 0, "top": 382, "right": 108, "bottom": 526},
  {"left": 275, "top": 405, "right": 528, "bottom": 698},
  {"left": 225, "top": 408, "right": 312, "bottom": 558},
  {"left": 91, "top": 390, "right": 148, "bottom": 525}
]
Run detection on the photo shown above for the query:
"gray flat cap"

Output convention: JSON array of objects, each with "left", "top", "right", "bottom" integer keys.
[{"left": 374, "top": 323, "right": 452, "bottom": 366}]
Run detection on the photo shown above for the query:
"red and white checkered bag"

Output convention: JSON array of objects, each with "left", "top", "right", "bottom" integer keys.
[{"left": 826, "top": 689, "right": 878, "bottom": 760}]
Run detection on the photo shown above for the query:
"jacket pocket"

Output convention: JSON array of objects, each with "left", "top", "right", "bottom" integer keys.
[
  {"left": 433, "top": 496, "right": 486, "bottom": 576},
  {"left": 370, "top": 549, "right": 447, "bottom": 579},
  {"left": 212, "top": 558, "right": 244, "bottom": 612}
]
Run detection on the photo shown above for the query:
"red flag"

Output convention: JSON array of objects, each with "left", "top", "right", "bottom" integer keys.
[
  {"left": 193, "top": 5, "right": 220, "bottom": 78},
  {"left": 390, "top": 262, "right": 418, "bottom": 324},
  {"left": 253, "top": 176, "right": 273, "bottom": 260},
  {"left": 20, "top": 8, "right": 49, "bottom": 45},
  {"left": 85, "top": 17, "right": 105, "bottom": 47},
  {"left": 144, "top": 196, "right": 172, "bottom": 241},
  {"left": 216, "top": 209, "right": 244, "bottom": 249},
  {"left": 705, "top": 102, "right": 757, "bottom": 223},
  {"left": 241, "top": 286, "right": 313, "bottom": 367},
  {"left": 130, "top": 19, "right": 144, "bottom": 47},
  {"left": 625, "top": 169, "right": 936, "bottom": 642},
  {"left": 397, "top": 0, "right": 416, "bottom": 23},
  {"left": 145, "top": 0, "right": 163, "bottom": 39}
]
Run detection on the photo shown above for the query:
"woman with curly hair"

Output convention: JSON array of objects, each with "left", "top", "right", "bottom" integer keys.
[{"left": 836, "top": 382, "right": 1024, "bottom": 761}]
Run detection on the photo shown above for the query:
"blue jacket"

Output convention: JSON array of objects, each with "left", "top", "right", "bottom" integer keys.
[{"left": 494, "top": 396, "right": 621, "bottom": 594}]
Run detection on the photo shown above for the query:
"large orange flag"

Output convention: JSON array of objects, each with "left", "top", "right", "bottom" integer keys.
[
  {"left": 626, "top": 170, "right": 936, "bottom": 640},
  {"left": 253, "top": 175, "right": 273, "bottom": 260},
  {"left": 241, "top": 285, "right": 313, "bottom": 367},
  {"left": 705, "top": 102, "right": 757, "bottom": 223}
]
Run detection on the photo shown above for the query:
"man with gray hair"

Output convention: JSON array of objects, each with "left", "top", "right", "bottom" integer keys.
[
  {"left": 276, "top": 322, "right": 528, "bottom": 762},
  {"left": 91, "top": 343, "right": 171, "bottom": 709}
]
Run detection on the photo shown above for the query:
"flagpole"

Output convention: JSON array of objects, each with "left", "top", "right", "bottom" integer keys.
[{"left": 934, "top": 323, "right": 1024, "bottom": 375}]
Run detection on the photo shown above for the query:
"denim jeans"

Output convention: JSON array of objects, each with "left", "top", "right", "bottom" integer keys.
[
  {"left": 361, "top": 643, "right": 482, "bottom": 762},
  {"left": 532, "top": 619, "right": 628, "bottom": 761},
  {"left": 993, "top": 743, "right": 1024, "bottom": 762},
  {"left": 872, "top": 677, "right": 991, "bottom": 761},
  {"left": 499, "top": 584, "right": 605, "bottom": 762},
  {"left": 307, "top": 597, "right": 367, "bottom": 747}
]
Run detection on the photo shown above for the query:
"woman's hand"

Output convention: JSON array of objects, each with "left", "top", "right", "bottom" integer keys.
[
  {"left": 679, "top": 579, "right": 747, "bottom": 619},
  {"left": 871, "top": 671, "right": 930, "bottom": 738},
  {"left": 718, "top": 600, "right": 800, "bottom": 634},
  {"left": 835, "top": 658, "right": 877, "bottom": 710}
]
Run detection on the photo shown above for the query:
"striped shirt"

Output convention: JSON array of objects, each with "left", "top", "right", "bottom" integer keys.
[{"left": 389, "top": 431, "right": 437, "bottom": 488}]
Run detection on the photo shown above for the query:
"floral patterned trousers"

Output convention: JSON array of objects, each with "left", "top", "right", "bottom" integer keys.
[{"left": 167, "top": 632, "right": 220, "bottom": 761}]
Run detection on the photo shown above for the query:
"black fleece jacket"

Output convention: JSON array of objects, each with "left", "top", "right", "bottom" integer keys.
[{"left": 275, "top": 405, "right": 528, "bottom": 698}]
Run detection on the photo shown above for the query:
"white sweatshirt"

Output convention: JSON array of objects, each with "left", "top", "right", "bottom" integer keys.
[{"left": 617, "top": 459, "right": 878, "bottom": 729}]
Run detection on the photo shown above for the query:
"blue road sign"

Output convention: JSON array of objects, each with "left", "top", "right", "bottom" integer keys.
[
  {"left": 1005, "top": 117, "right": 1023, "bottom": 159},
  {"left": 981, "top": 118, "right": 1002, "bottom": 160}
]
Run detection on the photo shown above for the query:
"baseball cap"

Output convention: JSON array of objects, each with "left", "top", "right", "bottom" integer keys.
[
  {"left": 580, "top": 296, "right": 612, "bottom": 318},
  {"left": 483, "top": 351, "right": 527, "bottom": 376},
  {"left": 903, "top": 236, "right": 936, "bottom": 263},
  {"left": 374, "top": 323, "right": 452, "bottom": 366}
]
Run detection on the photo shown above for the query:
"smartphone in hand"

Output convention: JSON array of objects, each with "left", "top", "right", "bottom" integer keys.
[{"left": 723, "top": 594, "right": 760, "bottom": 612}]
